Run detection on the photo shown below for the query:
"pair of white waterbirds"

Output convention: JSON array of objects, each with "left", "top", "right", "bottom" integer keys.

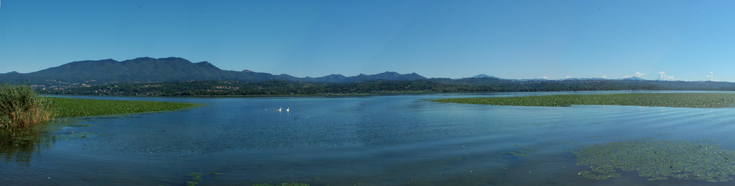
[{"left": 266, "top": 107, "right": 289, "bottom": 112}]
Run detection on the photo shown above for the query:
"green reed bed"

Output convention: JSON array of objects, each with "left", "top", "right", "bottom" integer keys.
[
  {"left": 432, "top": 93, "right": 735, "bottom": 108},
  {"left": 0, "top": 83, "right": 54, "bottom": 130},
  {"left": 50, "top": 97, "right": 203, "bottom": 118}
]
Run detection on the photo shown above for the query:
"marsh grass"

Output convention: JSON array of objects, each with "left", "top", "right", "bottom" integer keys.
[
  {"left": 50, "top": 97, "right": 203, "bottom": 118},
  {"left": 432, "top": 93, "right": 735, "bottom": 108},
  {"left": 0, "top": 83, "right": 54, "bottom": 130}
]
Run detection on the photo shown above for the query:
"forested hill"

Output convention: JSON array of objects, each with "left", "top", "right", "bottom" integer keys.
[
  {"left": 8, "top": 57, "right": 735, "bottom": 97},
  {"left": 0, "top": 57, "right": 426, "bottom": 86},
  {"left": 38, "top": 78, "right": 735, "bottom": 97}
]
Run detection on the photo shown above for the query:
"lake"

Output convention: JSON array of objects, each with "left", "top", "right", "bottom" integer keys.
[{"left": 3, "top": 91, "right": 735, "bottom": 185}]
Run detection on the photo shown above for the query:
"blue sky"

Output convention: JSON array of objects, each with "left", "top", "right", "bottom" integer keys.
[{"left": 1, "top": 0, "right": 734, "bottom": 81}]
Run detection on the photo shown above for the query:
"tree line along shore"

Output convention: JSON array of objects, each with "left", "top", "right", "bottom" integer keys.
[{"left": 37, "top": 79, "right": 735, "bottom": 97}]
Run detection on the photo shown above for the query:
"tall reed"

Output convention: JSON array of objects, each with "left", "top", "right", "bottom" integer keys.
[{"left": 0, "top": 83, "right": 55, "bottom": 130}]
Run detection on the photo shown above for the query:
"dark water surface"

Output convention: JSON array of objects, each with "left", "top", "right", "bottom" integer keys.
[{"left": 4, "top": 91, "right": 735, "bottom": 185}]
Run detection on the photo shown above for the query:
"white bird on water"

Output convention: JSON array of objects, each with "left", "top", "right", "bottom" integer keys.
[
  {"left": 286, "top": 107, "right": 290, "bottom": 112},
  {"left": 276, "top": 107, "right": 282, "bottom": 112}
]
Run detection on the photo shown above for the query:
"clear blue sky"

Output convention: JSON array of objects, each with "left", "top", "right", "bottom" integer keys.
[{"left": 2, "top": 0, "right": 734, "bottom": 81}]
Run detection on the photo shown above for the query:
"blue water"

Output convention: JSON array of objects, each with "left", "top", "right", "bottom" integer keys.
[{"left": 4, "top": 91, "right": 735, "bottom": 185}]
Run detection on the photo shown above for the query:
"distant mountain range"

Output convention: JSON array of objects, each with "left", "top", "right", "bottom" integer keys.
[
  {"left": 0, "top": 57, "right": 426, "bottom": 86},
  {"left": 4, "top": 57, "right": 735, "bottom": 93}
]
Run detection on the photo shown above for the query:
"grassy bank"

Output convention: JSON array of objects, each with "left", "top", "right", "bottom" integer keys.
[
  {"left": 431, "top": 93, "right": 735, "bottom": 108},
  {"left": 50, "top": 97, "right": 203, "bottom": 118},
  {"left": 2, "top": 83, "right": 203, "bottom": 130}
]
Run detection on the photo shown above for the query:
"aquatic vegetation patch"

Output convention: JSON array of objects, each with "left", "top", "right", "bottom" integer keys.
[
  {"left": 571, "top": 139, "right": 735, "bottom": 182},
  {"left": 50, "top": 97, "right": 203, "bottom": 118},
  {"left": 209, "top": 171, "right": 223, "bottom": 178},
  {"left": 187, "top": 172, "right": 203, "bottom": 186},
  {"left": 432, "top": 93, "right": 735, "bottom": 108},
  {"left": 502, "top": 146, "right": 534, "bottom": 158}
]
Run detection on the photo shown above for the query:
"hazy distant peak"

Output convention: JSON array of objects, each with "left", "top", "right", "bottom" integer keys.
[
  {"left": 622, "top": 77, "right": 645, "bottom": 81},
  {"left": 130, "top": 57, "right": 155, "bottom": 61},
  {"left": 161, "top": 57, "right": 187, "bottom": 60},
  {"left": 472, "top": 74, "right": 500, "bottom": 79},
  {"left": 122, "top": 57, "right": 191, "bottom": 63},
  {"left": 375, "top": 71, "right": 401, "bottom": 76},
  {"left": 69, "top": 58, "right": 118, "bottom": 64},
  {"left": 324, "top": 74, "right": 346, "bottom": 77}
]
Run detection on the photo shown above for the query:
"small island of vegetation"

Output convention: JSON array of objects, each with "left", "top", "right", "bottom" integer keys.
[{"left": 432, "top": 93, "right": 735, "bottom": 108}]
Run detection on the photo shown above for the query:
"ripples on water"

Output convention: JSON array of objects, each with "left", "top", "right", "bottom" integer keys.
[{"left": 3, "top": 91, "right": 735, "bottom": 185}]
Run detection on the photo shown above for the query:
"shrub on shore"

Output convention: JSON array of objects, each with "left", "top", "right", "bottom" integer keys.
[{"left": 0, "top": 83, "right": 55, "bottom": 130}]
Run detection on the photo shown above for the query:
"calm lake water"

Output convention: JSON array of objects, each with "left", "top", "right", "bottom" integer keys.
[{"left": 4, "top": 91, "right": 735, "bottom": 185}]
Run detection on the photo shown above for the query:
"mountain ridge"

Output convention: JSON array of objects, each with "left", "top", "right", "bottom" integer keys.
[
  {"left": 2, "top": 57, "right": 726, "bottom": 88},
  {"left": 0, "top": 57, "right": 427, "bottom": 86}
]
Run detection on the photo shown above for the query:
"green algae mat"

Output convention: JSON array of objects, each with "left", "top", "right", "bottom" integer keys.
[{"left": 432, "top": 93, "right": 735, "bottom": 108}]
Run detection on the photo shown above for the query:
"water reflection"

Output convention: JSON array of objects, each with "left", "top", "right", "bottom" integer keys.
[
  {"left": 0, "top": 129, "right": 53, "bottom": 166},
  {"left": 0, "top": 120, "right": 91, "bottom": 166}
]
